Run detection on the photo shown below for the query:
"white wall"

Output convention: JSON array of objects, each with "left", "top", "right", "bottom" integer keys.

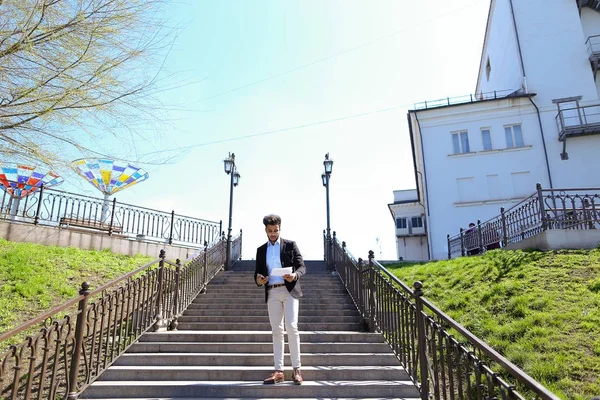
[
  {"left": 408, "top": 1, "right": 600, "bottom": 260},
  {"left": 396, "top": 236, "right": 428, "bottom": 261},
  {"left": 476, "top": 0, "right": 524, "bottom": 95},
  {"left": 580, "top": 8, "right": 600, "bottom": 99},
  {"left": 412, "top": 97, "right": 551, "bottom": 259},
  {"left": 389, "top": 201, "right": 427, "bottom": 260},
  {"left": 515, "top": 0, "right": 598, "bottom": 104}
]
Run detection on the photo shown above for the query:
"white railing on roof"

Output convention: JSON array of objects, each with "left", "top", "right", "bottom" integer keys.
[{"left": 413, "top": 89, "right": 523, "bottom": 110}]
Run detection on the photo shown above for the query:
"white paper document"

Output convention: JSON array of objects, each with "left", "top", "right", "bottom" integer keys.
[{"left": 269, "top": 267, "right": 293, "bottom": 277}]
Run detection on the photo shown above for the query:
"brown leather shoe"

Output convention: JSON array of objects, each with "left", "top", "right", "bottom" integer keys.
[
  {"left": 292, "top": 367, "right": 303, "bottom": 385},
  {"left": 263, "top": 370, "right": 284, "bottom": 384}
]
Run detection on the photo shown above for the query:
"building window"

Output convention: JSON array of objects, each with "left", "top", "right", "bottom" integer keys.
[
  {"left": 486, "top": 57, "right": 491, "bottom": 81},
  {"left": 396, "top": 218, "right": 407, "bottom": 229},
  {"left": 411, "top": 216, "right": 423, "bottom": 228},
  {"left": 451, "top": 131, "right": 470, "bottom": 154},
  {"left": 505, "top": 125, "right": 524, "bottom": 148},
  {"left": 481, "top": 128, "right": 492, "bottom": 150}
]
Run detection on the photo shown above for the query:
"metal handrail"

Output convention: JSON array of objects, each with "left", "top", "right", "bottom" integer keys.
[
  {"left": 413, "top": 89, "right": 522, "bottom": 110},
  {"left": 448, "top": 184, "right": 600, "bottom": 258},
  {"left": 0, "top": 235, "right": 234, "bottom": 399},
  {"left": 0, "top": 181, "right": 222, "bottom": 247},
  {"left": 332, "top": 238, "right": 560, "bottom": 400}
]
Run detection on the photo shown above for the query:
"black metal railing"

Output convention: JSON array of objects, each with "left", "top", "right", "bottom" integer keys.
[
  {"left": 447, "top": 184, "right": 600, "bottom": 259},
  {"left": 0, "top": 232, "right": 242, "bottom": 400},
  {"left": 332, "top": 237, "right": 560, "bottom": 400},
  {"left": 413, "top": 89, "right": 522, "bottom": 110},
  {"left": 0, "top": 183, "right": 221, "bottom": 247}
]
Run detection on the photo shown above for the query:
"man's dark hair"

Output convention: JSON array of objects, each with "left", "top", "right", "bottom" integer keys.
[{"left": 263, "top": 214, "right": 281, "bottom": 227}]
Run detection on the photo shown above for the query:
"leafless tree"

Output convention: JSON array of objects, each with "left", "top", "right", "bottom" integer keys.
[{"left": 0, "top": 0, "right": 175, "bottom": 169}]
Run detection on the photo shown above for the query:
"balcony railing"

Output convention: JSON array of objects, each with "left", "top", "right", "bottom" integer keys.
[
  {"left": 556, "top": 104, "right": 600, "bottom": 140},
  {"left": 413, "top": 89, "right": 522, "bottom": 110},
  {"left": 586, "top": 34, "right": 600, "bottom": 60},
  {"left": 0, "top": 183, "right": 221, "bottom": 248},
  {"left": 447, "top": 184, "right": 600, "bottom": 259}
]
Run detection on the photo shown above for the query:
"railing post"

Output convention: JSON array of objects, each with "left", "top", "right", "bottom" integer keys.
[
  {"left": 108, "top": 198, "right": 117, "bottom": 236},
  {"left": 368, "top": 250, "right": 376, "bottom": 332},
  {"left": 477, "top": 219, "right": 484, "bottom": 254},
  {"left": 447, "top": 234, "right": 451, "bottom": 260},
  {"left": 501, "top": 207, "right": 508, "bottom": 247},
  {"left": 323, "top": 229, "right": 327, "bottom": 263},
  {"left": 153, "top": 250, "right": 166, "bottom": 331},
  {"left": 332, "top": 231, "right": 337, "bottom": 273},
  {"left": 34, "top": 184, "right": 44, "bottom": 225},
  {"left": 341, "top": 241, "right": 347, "bottom": 285},
  {"left": 169, "top": 258, "right": 181, "bottom": 331},
  {"left": 413, "top": 281, "right": 430, "bottom": 400},
  {"left": 168, "top": 210, "right": 175, "bottom": 245},
  {"left": 459, "top": 228, "right": 465, "bottom": 257},
  {"left": 357, "top": 257, "right": 368, "bottom": 330},
  {"left": 239, "top": 229, "right": 243, "bottom": 260},
  {"left": 537, "top": 183, "right": 547, "bottom": 231},
  {"left": 66, "top": 281, "right": 91, "bottom": 400},
  {"left": 221, "top": 231, "right": 226, "bottom": 267},
  {"left": 200, "top": 241, "right": 208, "bottom": 294}
]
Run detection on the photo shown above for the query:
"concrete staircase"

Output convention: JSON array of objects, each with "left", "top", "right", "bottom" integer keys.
[{"left": 81, "top": 260, "right": 420, "bottom": 399}]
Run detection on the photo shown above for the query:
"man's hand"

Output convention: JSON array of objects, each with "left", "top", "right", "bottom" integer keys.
[
  {"left": 257, "top": 274, "right": 269, "bottom": 286},
  {"left": 283, "top": 273, "right": 297, "bottom": 283}
]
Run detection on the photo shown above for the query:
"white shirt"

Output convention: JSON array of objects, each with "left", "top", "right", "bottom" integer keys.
[{"left": 266, "top": 238, "right": 284, "bottom": 285}]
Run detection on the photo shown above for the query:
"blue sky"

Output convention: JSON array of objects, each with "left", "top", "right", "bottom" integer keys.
[{"left": 62, "top": 0, "right": 490, "bottom": 260}]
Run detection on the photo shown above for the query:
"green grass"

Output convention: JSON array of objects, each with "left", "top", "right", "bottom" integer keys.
[
  {"left": 0, "top": 238, "right": 154, "bottom": 334},
  {"left": 385, "top": 249, "right": 600, "bottom": 400}
]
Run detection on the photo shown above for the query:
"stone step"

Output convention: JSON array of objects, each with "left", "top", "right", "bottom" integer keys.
[
  {"left": 139, "top": 331, "right": 384, "bottom": 343},
  {"left": 81, "top": 380, "right": 419, "bottom": 399},
  {"left": 176, "top": 315, "right": 361, "bottom": 324},
  {"left": 183, "top": 308, "right": 360, "bottom": 316},
  {"left": 127, "top": 342, "right": 390, "bottom": 354},
  {"left": 196, "top": 293, "right": 351, "bottom": 300},
  {"left": 185, "top": 302, "right": 359, "bottom": 311},
  {"left": 98, "top": 365, "right": 409, "bottom": 381},
  {"left": 176, "top": 322, "right": 364, "bottom": 331},
  {"left": 113, "top": 353, "right": 399, "bottom": 366},
  {"left": 191, "top": 298, "right": 357, "bottom": 306},
  {"left": 84, "top": 398, "right": 418, "bottom": 400}
]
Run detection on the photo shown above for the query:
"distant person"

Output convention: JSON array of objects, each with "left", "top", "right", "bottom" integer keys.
[
  {"left": 254, "top": 214, "right": 306, "bottom": 385},
  {"left": 465, "top": 222, "right": 480, "bottom": 256}
]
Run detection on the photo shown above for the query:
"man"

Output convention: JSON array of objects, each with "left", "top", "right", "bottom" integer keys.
[{"left": 254, "top": 214, "right": 306, "bottom": 385}]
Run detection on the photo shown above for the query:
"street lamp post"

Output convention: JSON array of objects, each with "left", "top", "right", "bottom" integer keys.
[
  {"left": 223, "top": 153, "right": 240, "bottom": 270},
  {"left": 322, "top": 153, "right": 334, "bottom": 272}
]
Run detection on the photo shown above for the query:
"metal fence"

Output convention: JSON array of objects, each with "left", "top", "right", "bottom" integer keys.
[
  {"left": 0, "top": 183, "right": 221, "bottom": 247},
  {"left": 447, "top": 184, "right": 600, "bottom": 259},
  {"left": 413, "top": 89, "right": 522, "bottom": 110},
  {"left": 0, "top": 232, "right": 242, "bottom": 400},
  {"left": 332, "top": 237, "right": 559, "bottom": 400}
]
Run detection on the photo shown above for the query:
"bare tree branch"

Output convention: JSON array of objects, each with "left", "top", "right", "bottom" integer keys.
[{"left": 0, "top": 0, "right": 177, "bottom": 169}]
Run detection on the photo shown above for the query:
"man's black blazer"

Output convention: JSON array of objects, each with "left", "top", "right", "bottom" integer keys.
[{"left": 254, "top": 238, "right": 306, "bottom": 302}]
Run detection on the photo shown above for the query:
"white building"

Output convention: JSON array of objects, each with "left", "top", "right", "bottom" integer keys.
[
  {"left": 387, "top": 189, "right": 428, "bottom": 261},
  {"left": 407, "top": 0, "right": 600, "bottom": 260}
]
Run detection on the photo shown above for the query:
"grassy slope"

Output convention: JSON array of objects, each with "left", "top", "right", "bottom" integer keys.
[
  {"left": 385, "top": 249, "right": 600, "bottom": 400},
  {"left": 0, "top": 238, "right": 154, "bottom": 334}
]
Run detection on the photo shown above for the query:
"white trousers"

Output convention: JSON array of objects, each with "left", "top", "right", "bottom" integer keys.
[{"left": 267, "top": 286, "right": 301, "bottom": 370}]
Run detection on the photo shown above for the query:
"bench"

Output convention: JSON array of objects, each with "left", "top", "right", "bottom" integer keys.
[{"left": 59, "top": 217, "right": 123, "bottom": 234}]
